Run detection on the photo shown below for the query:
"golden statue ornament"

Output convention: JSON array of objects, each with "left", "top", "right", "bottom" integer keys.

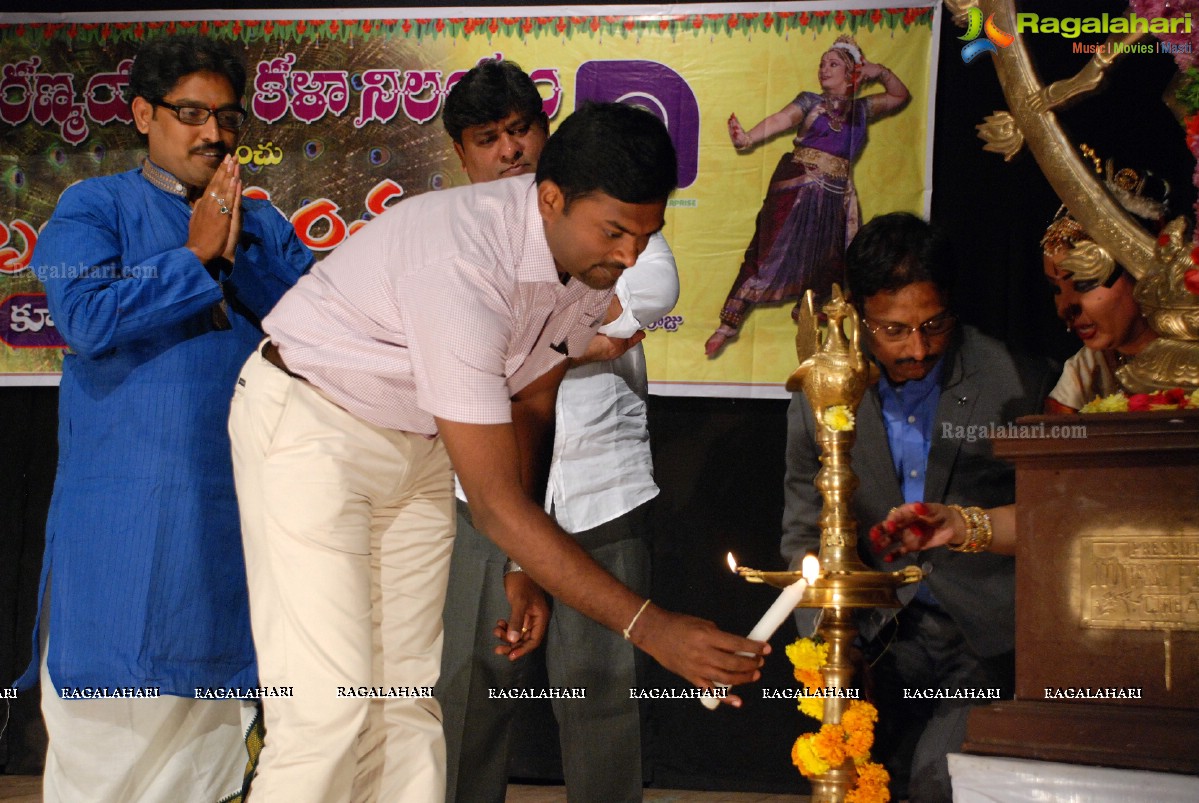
[
  {"left": 1121, "top": 218, "right": 1199, "bottom": 391},
  {"left": 976, "top": 110, "right": 1023, "bottom": 161},
  {"left": 952, "top": 0, "right": 1199, "bottom": 390},
  {"left": 787, "top": 285, "right": 877, "bottom": 418}
]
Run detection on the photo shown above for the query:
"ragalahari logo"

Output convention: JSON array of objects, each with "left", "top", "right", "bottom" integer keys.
[{"left": 960, "top": 8, "right": 1015, "bottom": 63}]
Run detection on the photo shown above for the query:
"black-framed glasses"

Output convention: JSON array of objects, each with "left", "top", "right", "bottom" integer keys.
[
  {"left": 155, "top": 100, "right": 247, "bottom": 131},
  {"left": 863, "top": 312, "right": 956, "bottom": 342}
]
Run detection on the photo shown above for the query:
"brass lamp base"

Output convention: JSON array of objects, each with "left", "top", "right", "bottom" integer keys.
[{"left": 737, "top": 566, "right": 921, "bottom": 609}]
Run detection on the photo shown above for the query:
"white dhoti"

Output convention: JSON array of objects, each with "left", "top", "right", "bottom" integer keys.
[{"left": 40, "top": 628, "right": 253, "bottom": 803}]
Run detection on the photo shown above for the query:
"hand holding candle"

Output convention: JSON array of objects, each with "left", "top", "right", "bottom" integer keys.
[{"left": 702, "top": 553, "right": 820, "bottom": 709}]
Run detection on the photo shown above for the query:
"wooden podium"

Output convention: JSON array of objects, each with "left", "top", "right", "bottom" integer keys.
[{"left": 964, "top": 410, "right": 1199, "bottom": 774}]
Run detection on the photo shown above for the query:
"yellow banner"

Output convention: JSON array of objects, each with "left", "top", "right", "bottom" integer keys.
[{"left": 0, "top": 3, "right": 938, "bottom": 394}]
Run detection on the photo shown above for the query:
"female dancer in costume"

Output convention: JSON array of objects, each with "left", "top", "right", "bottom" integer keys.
[
  {"left": 706, "top": 35, "right": 910, "bottom": 357},
  {"left": 1040, "top": 202, "right": 1160, "bottom": 412}
]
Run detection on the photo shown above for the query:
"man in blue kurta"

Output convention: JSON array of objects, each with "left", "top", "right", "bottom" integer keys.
[{"left": 16, "top": 35, "right": 312, "bottom": 802}]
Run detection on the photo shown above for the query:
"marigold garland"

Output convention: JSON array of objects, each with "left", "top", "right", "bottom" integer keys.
[
  {"left": 792, "top": 736, "right": 831, "bottom": 777},
  {"left": 1079, "top": 387, "right": 1199, "bottom": 413},
  {"left": 0, "top": 9, "right": 936, "bottom": 46},
  {"left": 786, "top": 637, "right": 890, "bottom": 802},
  {"left": 812, "top": 723, "right": 851, "bottom": 766}
]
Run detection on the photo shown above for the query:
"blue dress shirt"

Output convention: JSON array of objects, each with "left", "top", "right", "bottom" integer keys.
[{"left": 878, "top": 359, "right": 944, "bottom": 605}]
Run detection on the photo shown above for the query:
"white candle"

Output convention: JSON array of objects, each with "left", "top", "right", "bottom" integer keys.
[{"left": 702, "top": 554, "right": 820, "bottom": 710}]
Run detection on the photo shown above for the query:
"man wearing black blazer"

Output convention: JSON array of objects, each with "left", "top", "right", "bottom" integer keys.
[{"left": 781, "top": 212, "right": 1056, "bottom": 803}]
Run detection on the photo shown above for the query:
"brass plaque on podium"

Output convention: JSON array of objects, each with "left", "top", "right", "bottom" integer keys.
[{"left": 1079, "top": 535, "right": 1199, "bottom": 631}]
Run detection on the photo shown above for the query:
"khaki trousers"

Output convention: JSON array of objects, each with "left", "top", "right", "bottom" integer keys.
[{"left": 229, "top": 348, "right": 455, "bottom": 802}]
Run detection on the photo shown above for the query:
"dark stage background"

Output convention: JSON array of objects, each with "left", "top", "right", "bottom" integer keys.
[{"left": 2, "top": 0, "right": 1190, "bottom": 793}]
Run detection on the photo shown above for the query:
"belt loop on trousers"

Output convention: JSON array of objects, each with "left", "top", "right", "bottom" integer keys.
[{"left": 262, "top": 341, "right": 301, "bottom": 379}]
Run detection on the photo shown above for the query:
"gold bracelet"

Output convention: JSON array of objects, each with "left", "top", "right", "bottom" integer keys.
[
  {"left": 947, "top": 505, "right": 993, "bottom": 553},
  {"left": 623, "top": 599, "right": 652, "bottom": 641},
  {"left": 949, "top": 505, "right": 975, "bottom": 551}
]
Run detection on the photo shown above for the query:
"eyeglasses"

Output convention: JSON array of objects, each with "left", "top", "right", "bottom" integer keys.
[
  {"left": 155, "top": 100, "right": 247, "bottom": 131},
  {"left": 863, "top": 313, "right": 956, "bottom": 342}
]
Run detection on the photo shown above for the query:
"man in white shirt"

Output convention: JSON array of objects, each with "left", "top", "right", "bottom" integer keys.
[
  {"left": 230, "top": 101, "right": 761, "bottom": 803},
  {"left": 435, "top": 61, "right": 679, "bottom": 803}
]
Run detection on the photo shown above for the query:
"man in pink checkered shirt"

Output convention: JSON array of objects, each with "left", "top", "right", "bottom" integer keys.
[{"left": 228, "top": 103, "right": 767, "bottom": 802}]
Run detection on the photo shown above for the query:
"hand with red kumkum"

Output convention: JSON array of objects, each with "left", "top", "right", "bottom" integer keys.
[
  {"left": 870, "top": 502, "right": 1017, "bottom": 558},
  {"left": 868, "top": 502, "right": 964, "bottom": 561}
]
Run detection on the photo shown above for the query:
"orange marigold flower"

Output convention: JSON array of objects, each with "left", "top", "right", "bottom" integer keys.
[
  {"left": 846, "top": 761, "right": 891, "bottom": 803},
  {"left": 844, "top": 724, "right": 874, "bottom": 758},
  {"left": 793, "top": 668, "right": 824, "bottom": 690},
  {"left": 813, "top": 723, "right": 849, "bottom": 766},
  {"left": 841, "top": 700, "right": 878, "bottom": 734}
]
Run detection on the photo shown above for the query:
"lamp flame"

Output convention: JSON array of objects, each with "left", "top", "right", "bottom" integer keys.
[
  {"left": 801, "top": 554, "right": 820, "bottom": 582},
  {"left": 726, "top": 552, "right": 738, "bottom": 573}
]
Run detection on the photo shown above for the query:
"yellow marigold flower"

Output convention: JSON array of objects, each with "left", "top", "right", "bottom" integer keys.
[
  {"left": 1190, "top": 389, "right": 1199, "bottom": 408},
  {"left": 792, "top": 734, "right": 830, "bottom": 778},
  {"left": 798, "top": 694, "right": 825, "bottom": 721},
  {"left": 786, "top": 637, "right": 829, "bottom": 672},
  {"left": 822, "top": 405, "right": 855, "bottom": 432},
  {"left": 1080, "top": 392, "right": 1129, "bottom": 413}
]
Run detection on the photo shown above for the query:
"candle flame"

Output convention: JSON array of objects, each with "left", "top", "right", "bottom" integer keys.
[
  {"left": 726, "top": 552, "right": 738, "bottom": 573},
  {"left": 801, "top": 554, "right": 820, "bottom": 582}
]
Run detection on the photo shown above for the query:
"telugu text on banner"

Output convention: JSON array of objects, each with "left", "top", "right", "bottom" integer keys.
[{"left": 0, "top": 2, "right": 938, "bottom": 395}]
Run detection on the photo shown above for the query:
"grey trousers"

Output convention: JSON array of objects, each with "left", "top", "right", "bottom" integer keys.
[
  {"left": 867, "top": 603, "right": 1014, "bottom": 803},
  {"left": 435, "top": 499, "right": 651, "bottom": 803}
]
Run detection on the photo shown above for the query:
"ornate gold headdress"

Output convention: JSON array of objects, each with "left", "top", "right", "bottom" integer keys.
[{"left": 1040, "top": 210, "right": 1087, "bottom": 256}]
